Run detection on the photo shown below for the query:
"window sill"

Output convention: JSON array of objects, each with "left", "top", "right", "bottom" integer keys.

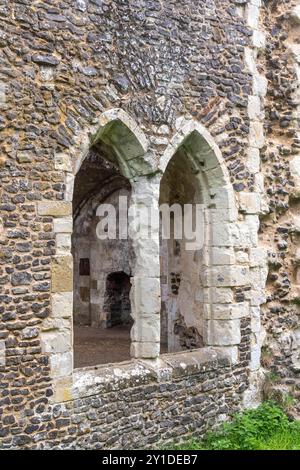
[{"left": 71, "top": 347, "right": 231, "bottom": 400}]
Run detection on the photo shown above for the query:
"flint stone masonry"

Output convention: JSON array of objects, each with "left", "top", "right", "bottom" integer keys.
[{"left": 0, "top": 0, "right": 299, "bottom": 449}]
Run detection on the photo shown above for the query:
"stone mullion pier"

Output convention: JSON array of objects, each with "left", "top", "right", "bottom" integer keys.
[{"left": 129, "top": 175, "right": 161, "bottom": 359}]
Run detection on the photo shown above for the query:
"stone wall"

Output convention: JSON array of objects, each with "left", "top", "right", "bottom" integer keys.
[
  {"left": 257, "top": 0, "right": 300, "bottom": 411},
  {"left": 0, "top": 349, "right": 248, "bottom": 449},
  {"left": 0, "top": 0, "right": 299, "bottom": 449}
]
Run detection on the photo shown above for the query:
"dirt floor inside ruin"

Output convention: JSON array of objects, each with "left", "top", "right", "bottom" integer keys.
[
  {"left": 74, "top": 325, "right": 132, "bottom": 368},
  {"left": 74, "top": 325, "right": 168, "bottom": 368}
]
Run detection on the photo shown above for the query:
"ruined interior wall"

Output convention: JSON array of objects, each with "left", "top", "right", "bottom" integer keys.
[
  {"left": 256, "top": 0, "right": 300, "bottom": 410},
  {"left": 73, "top": 188, "right": 133, "bottom": 328},
  {"left": 159, "top": 148, "right": 205, "bottom": 352}
]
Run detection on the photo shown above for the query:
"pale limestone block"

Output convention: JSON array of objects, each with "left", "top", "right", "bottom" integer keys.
[
  {"left": 41, "top": 330, "right": 72, "bottom": 354},
  {"left": 290, "top": 43, "right": 300, "bottom": 64},
  {"left": 238, "top": 215, "right": 259, "bottom": 247},
  {"left": 250, "top": 0, "right": 261, "bottom": 7},
  {"left": 251, "top": 314, "right": 261, "bottom": 335},
  {"left": 245, "top": 47, "right": 256, "bottom": 74},
  {"left": 210, "top": 185, "right": 237, "bottom": 211},
  {"left": 195, "top": 289, "right": 204, "bottom": 303},
  {"left": 248, "top": 95, "right": 261, "bottom": 120},
  {"left": 0, "top": 82, "right": 6, "bottom": 106},
  {"left": 250, "top": 343, "right": 261, "bottom": 371},
  {"left": 50, "top": 352, "right": 73, "bottom": 378},
  {"left": 248, "top": 121, "right": 265, "bottom": 149},
  {"left": 157, "top": 124, "right": 170, "bottom": 135},
  {"left": 130, "top": 277, "right": 160, "bottom": 317},
  {"left": 249, "top": 247, "right": 267, "bottom": 267},
  {"left": 40, "top": 66, "right": 54, "bottom": 81},
  {"left": 205, "top": 319, "right": 241, "bottom": 346},
  {"left": 133, "top": 243, "right": 160, "bottom": 277},
  {"left": 254, "top": 173, "right": 265, "bottom": 193},
  {"left": 204, "top": 302, "right": 249, "bottom": 320},
  {"left": 238, "top": 192, "right": 261, "bottom": 214},
  {"left": 210, "top": 247, "right": 236, "bottom": 265},
  {"left": 130, "top": 341, "right": 160, "bottom": 359},
  {"left": 56, "top": 233, "right": 72, "bottom": 254},
  {"left": 253, "top": 73, "right": 268, "bottom": 97},
  {"left": 293, "top": 216, "right": 300, "bottom": 232},
  {"left": 290, "top": 155, "right": 300, "bottom": 180},
  {"left": 151, "top": 136, "right": 169, "bottom": 146},
  {"left": 65, "top": 173, "right": 75, "bottom": 202},
  {"left": 131, "top": 315, "right": 160, "bottom": 342},
  {"left": 252, "top": 30, "right": 265, "bottom": 49},
  {"left": 290, "top": 156, "right": 300, "bottom": 194},
  {"left": 42, "top": 318, "right": 71, "bottom": 331},
  {"left": 54, "top": 153, "right": 72, "bottom": 172},
  {"left": 37, "top": 201, "right": 72, "bottom": 217},
  {"left": 51, "top": 255, "right": 73, "bottom": 292},
  {"left": 53, "top": 217, "right": 73, "bottom": 234},
  {"left": 211, "top": 222, "right": 240, "bottom": 247},
  {"left": 295, "top": 248, "right": 300, "bottom": 264},
  {"left": 0, "top": 340, "right": 5, "bottom": 366},
  {"left": 246, "top": 147, "right": 260, "bottom": 174},
  {"left": 248, "top": 288, "right": 266, "bottom": 306},
  {"left": 243, "top": 369, "right": 265, "bottom": 408},
  {"left": 201, "top": 265, "right": 250, "bottom": 287},
  {"left": 290, "top": 5, "right": 300, "bottom": 24},
  {"left": 203, "top": 287, "right": 234, "bottom": 304},
  {"left": 247, "top": 3, "right": 260, "bottom": 29},
  {"left": 235, "top": 250, "right": 249, "bottom": 264},
  {"left": 208, "top": 206, "right": 238, "bottom": 224},
  {"left": 250, "top": 265, "right": 268, "bottom": 290},
  {"left": 51, "top": 376, "right": 73, "bottom": 403}
]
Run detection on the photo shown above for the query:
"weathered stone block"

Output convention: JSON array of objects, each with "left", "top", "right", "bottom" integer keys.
[
  {"left": 202, "top": 287, "right": 234, "bottom": 304},
  {"left": 0, "top": 340, "right": 5, "bottom": 366},
  {"left": 130, "top": 277, "right": 160, "bottom": 317},
  {"left": 53, "top": 217, "right": 73, "bottom": 234},
  {"left": 201, "top": 265, "right": 250, "bottom": 287},
  {"left": 56, "top": 233, "right": 72, "bottom": 254},
  {"left": 131, "top": 315, "right": 160, "bottom": 343},
  {"left": 204, "top": 302, "right": 249, "bottom": 320},
  {"left": 247, "top": 95, "right": 261, "bottom": 120},
  {"left": 50, "top": 352, "right": 73, "bottom": 378},
  {"left": 51, "top": 256, "right": 73, "bottom": 292},
  {"left": 54, "top": 153, "right": 72, "bottom": 172},
  {"left": 37, "top": 201, "right": 72, "bottom": 217},
  {"left": 238, "top": 192, "right": 261, "bottom": 214},
  {"left": 205, "top": 319, "right": 241, "bottom": 346},
  {"left": 40, "top": 330, "right": 72, "bottom": 354},
  {"left": 130, "top": 341, "right": 160, "bottom": 359},
  {"left": 52, "top": 292, "right": 73, "bottom": 318},
  {"left": 249, "top": 121, "right": 265, "bottom": 149}
]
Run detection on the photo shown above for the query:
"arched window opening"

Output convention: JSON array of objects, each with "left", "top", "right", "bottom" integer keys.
[
  {"left": 160, "top": 145, "right": 205, "bottom": 353},
  {"left": 72, "top": 139, "right": 134, "bottom": 368}
]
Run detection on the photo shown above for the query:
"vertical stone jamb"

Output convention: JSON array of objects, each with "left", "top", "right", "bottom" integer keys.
[
  {"left": 243, "top": 0, "right": 269, "bottom": 406},
  {"left": 129, "top": 174, "right": 161, "bottom": 359}
]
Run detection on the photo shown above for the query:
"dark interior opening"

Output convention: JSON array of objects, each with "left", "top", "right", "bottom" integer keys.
[{"left": 104, "top": 272, "right": 132, "bottom": 328}]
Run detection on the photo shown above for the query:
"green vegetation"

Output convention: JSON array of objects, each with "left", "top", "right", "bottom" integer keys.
[{"left": 167, "top": 402, "right": 300, "bottom": 450}]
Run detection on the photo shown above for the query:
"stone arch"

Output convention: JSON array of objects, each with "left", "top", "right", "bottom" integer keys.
[
  {"left": 42, "top": 109, "right": 159, "bottom": 397},
  {"left": 158, "top": 120, "right": 249, "bottom": 361},
  {"left": 73, "top": 108, "right": 150, "bottom": 177}
]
